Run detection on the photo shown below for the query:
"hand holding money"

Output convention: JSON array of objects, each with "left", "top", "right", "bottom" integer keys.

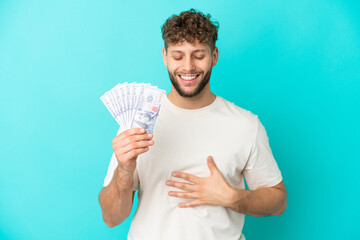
[
  {"left": 101, "top": 82, "right": 165, "bottom": 173},
  {"left": 112, "top": 128, "right": 154, "bottom": 174}
]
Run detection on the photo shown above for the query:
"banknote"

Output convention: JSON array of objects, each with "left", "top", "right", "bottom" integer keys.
[
  {"left": 100, "top": 94, "right": 119, "bottom": 124},
  {"left": 100, "top": 82, "right": 166, "bottom": 133},
  {"left": 131, "top": 85, "right": 166, "bottom": 133}
]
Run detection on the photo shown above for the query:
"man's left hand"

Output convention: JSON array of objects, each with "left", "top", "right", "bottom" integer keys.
[{"left": 165, "top": 156, "right": 234, "bottom": 208}]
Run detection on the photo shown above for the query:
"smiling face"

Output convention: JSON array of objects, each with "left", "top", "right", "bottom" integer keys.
[{"left": 162, "top": 39, "right": 218, "bottom": 98}]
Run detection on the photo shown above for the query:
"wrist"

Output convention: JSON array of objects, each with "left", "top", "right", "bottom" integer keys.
[
  {"left": 114, "top": 166, "right": 134, "bottom": 191},
  {"left": 224, "top": 187, "right": 244, "bottom": 209},
  {"left": 117, "top": 161, "right": 135, "bottom": 175}
]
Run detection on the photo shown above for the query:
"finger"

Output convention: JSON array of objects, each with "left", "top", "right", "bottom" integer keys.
[
  {"left": 122, "top": 147, "right": 149, "bottom": 161},
  {"left": 113, "top": 128, "right": 146, "bottom": 143},
  {"left": 165, "top": 180, "right": 196, "bottom": 191},
  {"left": 178, "top": 199, "right": 203, "bottom": 208},
  {"left": 172, "top": 172, "right": 199, "bottom": 184},
  {"left": 119, "top": 139, "right": 154, "bottom": 155},
  {"left": 116, "top": 132, "right": 153, "bottom": 148},
  {"left": 112, "top": 135, "right": 151, "bottom": 152},
  {"left": 207, "top": 156, "right": 219, "bottom": 175},
  {"left": 168, "top": 191, "right": 197, "bottom": 199}
]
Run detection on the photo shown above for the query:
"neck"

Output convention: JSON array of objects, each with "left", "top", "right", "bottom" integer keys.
[{"left": 167, "top": 85, "right": 216, "bottom": 109}]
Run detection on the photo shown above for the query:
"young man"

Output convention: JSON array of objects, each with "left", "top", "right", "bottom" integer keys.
[{"left": 99, "top": 8, "right": 287, "bottom": 240}]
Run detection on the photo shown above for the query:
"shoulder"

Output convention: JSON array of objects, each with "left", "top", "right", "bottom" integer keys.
[{"left": 217, "top": 96, "right": 259, "bottom": 124}]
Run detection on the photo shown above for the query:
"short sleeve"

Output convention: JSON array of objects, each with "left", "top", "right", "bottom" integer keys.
[
  {"left": 102, "top": 128, "right": 140, "bottom": 191},
  {"left": 243, "top": 117, "right": 283, "bottom": 190}
]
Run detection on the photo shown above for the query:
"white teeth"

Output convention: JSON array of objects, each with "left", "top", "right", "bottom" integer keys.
[{"left": 180, "top": 75, "right": 198, "bottom": 80}]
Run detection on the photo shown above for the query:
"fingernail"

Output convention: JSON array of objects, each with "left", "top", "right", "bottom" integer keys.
[
  {"left": 140, "top": 128, "right": 145, "bottom": 133},
  {"left": 148, "top": 133, "right": 152, "bottom": 138},
  {"left": 148, "top": 140, "right": 153, "bottom": 144},
  {"left": 178, "top": 203, "right": 184, "bottom": 208},
  {"left": 208, "top": 156, "right": 213, "bottom": 162},
  {"left": 172, "top": 173, "right": 177, "bottom": 177},
  {"left": 165, "top": 180, "right": 171, "bottom": 185},
  {"left": 169, "top": 192, "right": 174, "bottom": 196}
]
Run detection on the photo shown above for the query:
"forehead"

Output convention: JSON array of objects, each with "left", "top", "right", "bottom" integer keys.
[{"left": 168, "top": 40, "right": 210, "bottom": 54}]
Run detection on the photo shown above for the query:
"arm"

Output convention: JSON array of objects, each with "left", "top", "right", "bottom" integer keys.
[
  {"left": 166, "top": 156, "right": 287, "bottom": 216},
  {"left": 226, "top": 181, "right": 287, "bottom": 216},
  {"left": 233, "top": 117, "right": 287, "bottom": 216},
  {"left": 98, "top": 167, "right": 136, "bottom": 227},
  {"left": 98, "top": 128, "right": 153, "bottom": 227}
]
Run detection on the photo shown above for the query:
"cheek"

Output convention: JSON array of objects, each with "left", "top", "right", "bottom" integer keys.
[
  {"left": 168, "top": 60, "right": 183, "bottom": 70},
  {"left": 202, "top": 61, "right": 213, "bottom": 71},
  {"left": 203, "top": 58, "right": 213, "bottom": 67},
  {"left": 168, "top": 64, "right": 179, "bottom": 73}
]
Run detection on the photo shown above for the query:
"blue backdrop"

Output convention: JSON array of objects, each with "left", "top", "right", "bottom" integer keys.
[{"left": 1, "top": 0, "right": 359, "bottom": 239}]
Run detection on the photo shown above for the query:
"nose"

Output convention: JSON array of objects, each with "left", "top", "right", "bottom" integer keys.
[{"left": 182, "top": 57, "right": 196, "bottom": 72}]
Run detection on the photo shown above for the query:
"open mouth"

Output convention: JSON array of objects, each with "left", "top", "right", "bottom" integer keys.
[{"left": 178, "top": 74, "right": 201, "bottom": 84}]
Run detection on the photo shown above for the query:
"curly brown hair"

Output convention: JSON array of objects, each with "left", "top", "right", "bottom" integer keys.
[{"left": 161, "top": 8, "right": 219, "bottom": 52}]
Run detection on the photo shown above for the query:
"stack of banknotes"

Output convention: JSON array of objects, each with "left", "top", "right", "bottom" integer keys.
[{"left": 100, "top": 82, "right": 166, "bottom": 133}]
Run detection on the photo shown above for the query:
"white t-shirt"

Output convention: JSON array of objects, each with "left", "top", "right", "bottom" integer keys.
[{"left": 103, "top": 95, "right": 283, "bottom": 240}]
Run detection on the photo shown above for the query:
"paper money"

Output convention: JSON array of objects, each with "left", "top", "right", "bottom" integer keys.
[{"left": 100, "top": 82, "right": 166, "bottom": 133}]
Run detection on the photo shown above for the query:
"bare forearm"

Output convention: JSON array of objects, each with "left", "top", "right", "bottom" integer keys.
[
  {"left": 98, "top": 167, "right": 134, "bottom": 227},
  {"left": 226, "top": 183, "right": 287, "bottom": 217}
]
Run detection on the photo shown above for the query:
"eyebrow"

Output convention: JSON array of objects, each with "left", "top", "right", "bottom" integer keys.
[{"left": 170, "top": 49, "right": 207, "bottom": 54}]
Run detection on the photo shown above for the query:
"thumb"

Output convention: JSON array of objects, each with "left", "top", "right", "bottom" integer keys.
[{"left": 207, "top": 156, "right": 219, "bottom": 175}]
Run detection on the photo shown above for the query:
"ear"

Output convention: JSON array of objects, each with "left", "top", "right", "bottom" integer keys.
[
  {"left": 212, "top": 47, "right": 219, "bottom": 67},
  {"left": 162, "top": 47, "right": 168, "bottom": 67}
]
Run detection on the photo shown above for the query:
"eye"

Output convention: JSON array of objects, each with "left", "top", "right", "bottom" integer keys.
[
  {"left": 195, "top": 56, "right": 205, "bottom": 60},
  {"left": 173, "top": 57, "right": 182, "bottom": 60}
]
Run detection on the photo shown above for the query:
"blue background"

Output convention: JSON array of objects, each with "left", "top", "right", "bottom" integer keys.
[{"left": 1, "top": 0, "right": 359, "bottom": 239}]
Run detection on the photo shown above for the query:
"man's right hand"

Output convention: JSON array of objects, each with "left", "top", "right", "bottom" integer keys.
[{"left": 112, "top": 128, "right": 154, "bottom": 174}]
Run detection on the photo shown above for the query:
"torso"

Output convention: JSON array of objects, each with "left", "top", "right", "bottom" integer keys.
[{"left": 128, "top": 95, "right": 258, "bottom": 240}]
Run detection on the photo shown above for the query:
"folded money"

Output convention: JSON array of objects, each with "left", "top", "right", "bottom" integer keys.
[{"left": 100, "top": 82, "right": 166, "bottom": 133}]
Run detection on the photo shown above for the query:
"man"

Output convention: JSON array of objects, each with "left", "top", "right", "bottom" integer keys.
[{"left": 99, "top": 8, "right": 287, "bottom": 240}]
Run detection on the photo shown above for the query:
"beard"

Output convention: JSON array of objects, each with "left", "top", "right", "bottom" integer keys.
[{"left": 168, "top": 68, "right": 212, "bottom": 98}]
